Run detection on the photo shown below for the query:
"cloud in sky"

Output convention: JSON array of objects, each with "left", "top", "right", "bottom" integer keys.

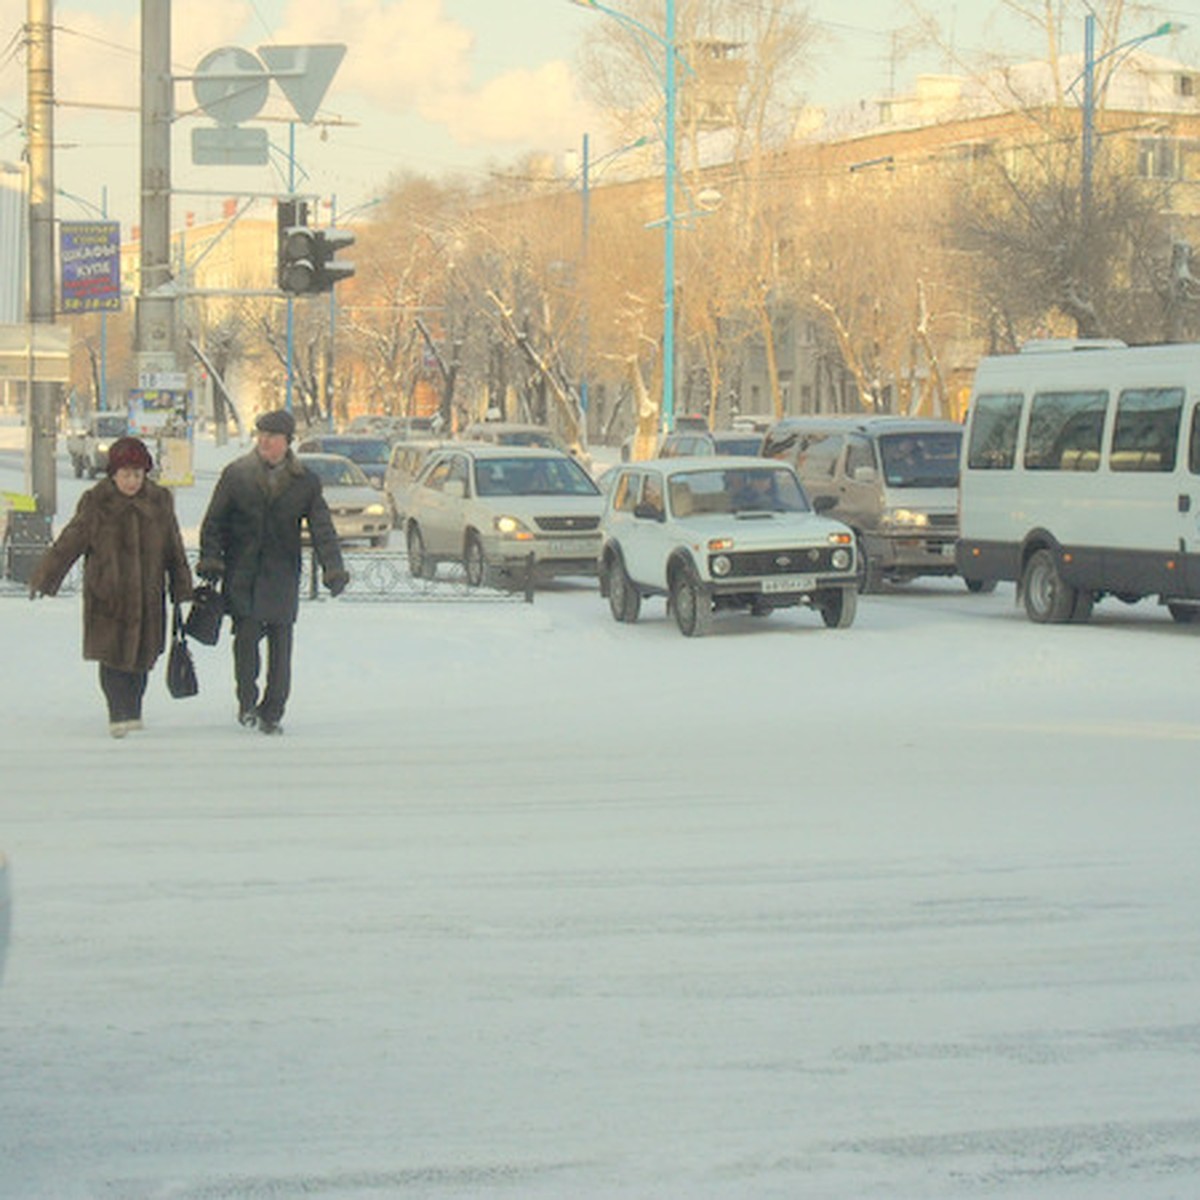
[
  {"left": 15, "top": 0, "right": 592, "bottom": 154},
  {"left": 277, "top": 0, "right": 592, "bottom": 148}
]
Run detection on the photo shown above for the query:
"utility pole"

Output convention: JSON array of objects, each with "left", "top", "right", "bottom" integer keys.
[
  {"left": 135, "top": 0, "right": 176, "bottom": 380},
  {"left": 26, "top": 0, "right": 56, "bottom": 518}
]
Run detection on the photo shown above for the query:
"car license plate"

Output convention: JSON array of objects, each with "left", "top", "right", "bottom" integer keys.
[
  {"left": 546, "top": 539, "right": 589, "bottom": 554},
  {"left": 761, "top": 574, "right": 814, "bottom": 594}
]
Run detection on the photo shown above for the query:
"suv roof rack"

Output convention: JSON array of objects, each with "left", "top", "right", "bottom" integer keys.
[{"left": 1018, "top": 338, "right": 1127, "bottom": 354}]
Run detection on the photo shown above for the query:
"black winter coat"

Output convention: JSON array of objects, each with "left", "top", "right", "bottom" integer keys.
[{"left": 197, "top": 450, "right": 345, "bottom": 624}]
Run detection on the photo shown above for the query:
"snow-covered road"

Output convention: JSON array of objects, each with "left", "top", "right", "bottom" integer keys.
[{"left": 2, "top": 431, "right": 1199, "bottom": 1197}]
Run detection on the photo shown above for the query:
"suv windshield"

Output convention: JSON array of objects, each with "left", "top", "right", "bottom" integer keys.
[
  {"left": 474, "top": 456, "right": 599, "bottom": 497},
  {"left": 95, "top": 415, "right": 128, "bottom": 438},
  {"left": 878, "top": 432, "right": 961, "bottom": 488},
  {"left": 669, "top": 467, "right": 809, "bottom": 516},
  {"left": 321, "top": 438, "right": 390, "bottom": 465},
  {"left": 303, "top": 456, "right": 371, "bottom": 487}
]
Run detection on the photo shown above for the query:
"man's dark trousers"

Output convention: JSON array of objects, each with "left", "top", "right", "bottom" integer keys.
[{"left": 233, "top": 618, "right": 294, "bottom": 723}]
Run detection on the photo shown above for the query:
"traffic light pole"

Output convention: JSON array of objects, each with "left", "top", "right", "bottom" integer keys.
[
  {"left": 285, "top": 122, "right": 296, "bottom": 414},
  {"left": 26, "top": 0, "right": 57, "bottom": 519}
]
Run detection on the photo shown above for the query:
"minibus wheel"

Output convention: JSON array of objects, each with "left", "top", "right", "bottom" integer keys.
[{"left": 1022, "top": 549, "right": 1078, "bottom": 623}]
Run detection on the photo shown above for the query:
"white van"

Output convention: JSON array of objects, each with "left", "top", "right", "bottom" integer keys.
[
  {"left": 957, "top": 339, "right": 1200, "bottom": 623},
  {"left": 761, "top": 415, "right": 963, "bottom": 590}
]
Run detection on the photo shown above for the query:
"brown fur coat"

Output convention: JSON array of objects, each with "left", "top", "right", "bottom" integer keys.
[{"left": 30, "top": 478, "right": 194, "bottom": 672}]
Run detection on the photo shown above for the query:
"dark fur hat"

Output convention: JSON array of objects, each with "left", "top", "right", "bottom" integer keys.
[{"left": 106, "top": 436, "right": 153, "bottom": 475}]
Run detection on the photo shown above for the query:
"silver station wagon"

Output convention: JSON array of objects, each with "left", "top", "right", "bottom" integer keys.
[{"left": 404, "top": 445, "right": 604, "bottom": 586}]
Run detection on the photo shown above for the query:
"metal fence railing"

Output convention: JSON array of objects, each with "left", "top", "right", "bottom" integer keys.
[{"left": 1, "top": 548, "right": 535, "bottom": 604}]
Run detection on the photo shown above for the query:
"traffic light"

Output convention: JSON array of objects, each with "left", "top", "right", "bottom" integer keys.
[
  {"left": 316, "top": 228, "right": 355, "bottom": 291},
  {"left": 277, "top": 199, "right": 319, "bottom": 294},
  {"left": 275, "top": 199, "right": 355, "bottom": 294}
]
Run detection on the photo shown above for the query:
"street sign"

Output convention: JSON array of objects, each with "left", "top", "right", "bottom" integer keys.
[
  {"left": 59, "top": 222, "right": 121, "bottom": 314},
  {"left": 192, "top": 126, "right": 269, "bottom": 166},
  {"left": 194, "top": 46, "right": 269, "bottom": 125},
  {"left": 257, "top": 44, "right": 346, "bottom": 123},
  {"left": 0, "top": 325, "right": 70, "bottom": 382}
]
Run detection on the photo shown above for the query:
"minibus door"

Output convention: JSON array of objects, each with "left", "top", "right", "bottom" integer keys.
[{"left": 1182, "top": 404, "right": 1200, "bottom": 594}]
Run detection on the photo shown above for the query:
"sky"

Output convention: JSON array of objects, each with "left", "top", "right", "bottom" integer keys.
[
  {"left": 0, "top": 1, "right": 1198, "bottom": 233},
  {"left": 3, "top": 424, "right": 1200, "bottom": 1195}
]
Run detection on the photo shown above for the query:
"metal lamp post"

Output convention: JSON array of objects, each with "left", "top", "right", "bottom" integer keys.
[
  {"left": 570, "top": 0, "right": 679, "bottom": 434},
  {"left": 1080, "top": 16, "right": 1183, "bottom": 226},
  {"left": 326, "top": 195, "right": 380, "bottom": 430}
]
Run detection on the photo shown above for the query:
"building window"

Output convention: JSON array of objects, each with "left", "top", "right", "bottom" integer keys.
[{"left": 1138, "top": 138, "right": 1177, "bottom": 180}]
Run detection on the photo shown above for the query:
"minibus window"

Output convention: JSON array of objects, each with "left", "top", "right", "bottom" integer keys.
[
  {"left": 1026, "top": 390, "right": 1106, "bottom": 471},
  {"left": 1110, "top": 388, "right": 1183, "bottom": 471},
  {"left": 1190, "top": 407, "right": 1200, "bottom": 474},
  {"left": 967, "top": 393, "right": 1022, "bottom": 469}
]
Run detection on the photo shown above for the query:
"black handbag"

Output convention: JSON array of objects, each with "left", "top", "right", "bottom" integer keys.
[
  {"left": 167, "top": 604, "right": 199, "bottom": 699},
  {"left": 184, "top": 583, "right": 225, "bottom": 646}
]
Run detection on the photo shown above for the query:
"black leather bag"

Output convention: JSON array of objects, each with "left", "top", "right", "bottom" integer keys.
[
  {"left": 184, "top": 584, "right": 225, "bottom": 646},
  {"left": 167, "top": 605, "right": 199, "bottom": 699}
]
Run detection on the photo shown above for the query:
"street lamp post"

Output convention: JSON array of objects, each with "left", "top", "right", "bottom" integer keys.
[
  {"left": 1080, "top": 15, "right": 1183, "bottom": 227},
  {"left": 570, "top": 0, "right": 680, "bottom": 434},
  {"left": 326, "top": 194, "right": 379, "bottom": 430}
]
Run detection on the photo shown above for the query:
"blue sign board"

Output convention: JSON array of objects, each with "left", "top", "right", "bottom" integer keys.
[{"left": 60, "top": 221, "right": 121, "bottom": 314}]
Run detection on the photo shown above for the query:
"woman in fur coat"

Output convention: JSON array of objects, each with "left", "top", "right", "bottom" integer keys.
[{"left": 29, "top": 436, "right": 194, "bottom": 737}]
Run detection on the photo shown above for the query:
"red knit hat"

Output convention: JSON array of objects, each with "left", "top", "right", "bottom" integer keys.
[{"left": 106, "top": 436, "right": 154, "bottom": 475}]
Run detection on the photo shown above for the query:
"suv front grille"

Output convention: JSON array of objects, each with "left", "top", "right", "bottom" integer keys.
[
  {"left": 927, "top": 513, "right": 957, "bottom": 530},
  {"left": 534, "top": 516, "right": 601, "bottom": 532},
  {"left": 715, "top": 546, "right": 846, "bottom": 577}
]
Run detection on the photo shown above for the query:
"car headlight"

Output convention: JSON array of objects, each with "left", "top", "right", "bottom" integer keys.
[
  {"left": 881, "top": 508, "right": 929, "bottom": 528},
  {"left": 711, "top": 554, "right": 732, "bottom": 577},
  {"left": 494, "top": 515, "right": 534, "bottom": 540},
  {"left": 97, "top": 441, "right": 111, "bottom": 454},
  {"left": 831, "top": 548, "right": 851, "bottom": 570},
  {"left": 365, "top": 503, "right": 387, "bottom": 516}
]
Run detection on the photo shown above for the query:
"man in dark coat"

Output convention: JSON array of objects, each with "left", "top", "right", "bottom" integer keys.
[{"left": 197, "top": 409, "right": 349, "bottom": 734}]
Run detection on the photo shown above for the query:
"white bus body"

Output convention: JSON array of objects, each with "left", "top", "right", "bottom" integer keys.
[{"left": 957, "top": 340, "right": 1200, "bottom": 623}]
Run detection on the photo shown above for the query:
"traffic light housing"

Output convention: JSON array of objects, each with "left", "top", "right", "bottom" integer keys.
[
  {"left": 277, "top": 199, "right": 318, "bottom": 294},
  {"left": 276, "top": 199, "right": 355, "bottom": 295},
  {"left": 316, "top": 228, "right": 355, "bottom": 291}
]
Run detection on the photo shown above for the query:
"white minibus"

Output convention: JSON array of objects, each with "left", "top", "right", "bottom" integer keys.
[{"left": 957, "top": 339, "right": 1200, "bottom": 623}]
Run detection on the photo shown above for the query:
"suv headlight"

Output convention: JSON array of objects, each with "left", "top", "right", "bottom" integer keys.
[
  {"left": 881, "top": 508, "right": 929, "bottom": 528},
  {"left": 831, "top": 548, "right": 851, "bottom": 570},
  {"left": 711, "top": 554, "right": 732, "bottom": 577},
  {"left": 494, "top": 515, "right": 534, "bottom": 540}
]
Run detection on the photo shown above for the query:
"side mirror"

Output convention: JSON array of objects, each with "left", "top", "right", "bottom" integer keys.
[
  {"left": 444, "top": 479, "right": 466, "bottom": 499},
  {"left": 852, "top": 465, "right": 877, "bottom": 483},
  {"left": 812, "top": 494, "right": 838, "bottom": 514}
]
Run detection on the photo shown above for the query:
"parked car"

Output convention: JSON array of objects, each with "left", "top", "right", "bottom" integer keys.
[
  {"left": 458, "top": 421, "right": 567, "bottom": 451},
  {"left": 599, "top": 457, "right": 858, "bottom": 636},
  {"left": 404, "top": 445, "right": 604, "bottom": 586},
  {"left": 761, "top": 415, "right": 963, "bottom": 592},
  {"left": 659, "top": 430, "right": 765, "bottom": 458},
  {"left": 383, "top": 437, "right": 446, "bottom": 528},
  {"left": 295, "top": 434, "right": 392, "bottom": 486},
  {"left": 297, "top": 453, "right": 391, "bottom": 548},
  {"left": 65, "top": 412, "right": 129, "bottom": 478}
]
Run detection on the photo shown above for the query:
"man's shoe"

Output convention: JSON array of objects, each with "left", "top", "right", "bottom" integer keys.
[
  {"left": 258, "top": 717, "right": 283, "bottom": 735},
  {"left": 238, "top": 709, "right": 258, "bottom": 729},
  {"left": 126, "top": 718, "right": 144, "bottom": 732},
  {"left": 109, "top": 720, "right": 131, "bottom": 739}
]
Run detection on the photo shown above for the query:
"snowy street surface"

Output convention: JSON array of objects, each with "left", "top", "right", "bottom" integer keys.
[{"left": 2, "top": 432, "right": 1200, "bottom": 1198}]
